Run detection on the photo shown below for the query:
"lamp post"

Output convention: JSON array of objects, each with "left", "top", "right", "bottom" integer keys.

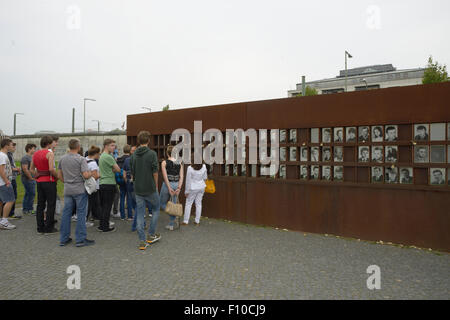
[
  {"left": 83, "top": 98, "right": 96, "bottom": 132},
  {"left": 345, "top": 51, "right": 353, "bottom": 92},
  {"left": 13, "top": 113, "right": 24, "bottom": 136},
  {"left": 92, "top": 120, "right": 100, "bottom": 133},
  {"left": 361, "top": 78, "right": 368, "bottom": 90}
]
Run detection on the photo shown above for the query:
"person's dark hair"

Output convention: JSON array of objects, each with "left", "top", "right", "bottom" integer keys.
[
  {"left": 68, "top": 139, "right": 80, "bottom": 150},
  {"left": 386, "top": 126, "right": 395, "bottom": 132},
  {"left": 25, "top": 143, "right": 37, "bottom": 152},
  {"left": 432, "top": 169, "right": 442, "bottom": 175},
  {"left": 137, "top": 131, "right": 151, "bottom": 145},
  {"left": 88, "top": 145, "right": 101, "bottom": 156},
  {"left": 123, "top": 144, "right": 131, "bottom": 154},
  {"left": 401, "top": 169, "right": 409, "bottom": 174},
  {"left": 40, "top": 135, "right": 53, "bottom": 148},
  {"left": 417, "top": 125, "right": 426, "bottom": 131},
  {"left": 0, "top": 138, "right": 13, "bottom": 149},
  {"left": 166, "top": 145, "right": 176, "bottom": 159},
  {"left": 192, "top": 163, "right": 203, "bottom": 170},
  {"left": 51, "top": 135, "right": 59, "bottom": 142},
  {"left": 348, "top": 128, "right": 356, "bottom": 134},
  {"left": 103, "top": 138, "right": 116, "bottom": 147}
]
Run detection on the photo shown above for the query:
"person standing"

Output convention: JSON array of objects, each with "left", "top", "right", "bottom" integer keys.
[
  {"left": 0, "top": 138, "right": 17, "bottom": 230},
  {"left": 130, "top": 131, "right": 160, "bottom": 250},
  {"left": 183, "top": 163, "right": 207, "bottom": 226},
  {"left": 85, "top": 146, "right": 101, "bottom": 225},
  {"left": 97, "top": 139, "right": 120, "bottom": 232},
  {"left": 116, "top": 145, "right": 131, "bottom": 220},
  {"left": 160, "top": 146, "right": 184, "bottom": 231},
  {"left": 21, "top": 143, "right": 37, "bottom": 215},
  {"left": 7, "top": 141, "right": 21, "bottom": 219},
  {"left": 31, "top": 135, "right": 58, "bottom": 234},
  {"left": 58, "top": 139, "right": 94, "bottom": 247},
  {"left": 111, "top": 145, "right": 120, "bottom": 218}
]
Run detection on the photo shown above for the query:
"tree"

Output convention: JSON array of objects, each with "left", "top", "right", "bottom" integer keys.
[
  {"left": 162, "top": 104, "right": 170, "bottom": 111},
  {"left": 294, "top": 86, "right": 318, "bottom": 97},
  {"left": 422, "top": 56, "right": 448, "bottom": 84}
]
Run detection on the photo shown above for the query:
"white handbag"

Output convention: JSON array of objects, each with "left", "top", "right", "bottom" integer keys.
[{"left": 84, "top": 177, "right": 97, "bottom": 195}]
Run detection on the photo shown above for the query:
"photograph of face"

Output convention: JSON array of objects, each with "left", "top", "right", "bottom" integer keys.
[
  {"left": 372, "top": 146, "right": 383, "bottom": 163},
  {"left": 289, "top": 147, "right": 297, "bottom": 161},
  {"left": 280, "top": 147, "right": 287, "bottom": 161},
  {"left": 358, "top": 126, "right": 370, "bottom": 142},
  {"left": 311, "top": 147, "right": 320, "bottom": 162},
  {"left": 334, "top": 146, "right": 343, "bottom": 162},
  {"left": 414, "top": 145, "right": 429, "bottom": 163},
  {"left": 280, "top": 129, "right": 287, "bottom": 143},
  {"left": 385, "top": 146, "right": 398, "bottom": 163},
  {"left": 241, "top": 165, "right": 246, "bottom": 176},
  {"left": 358, "top": 146, "right": 370, "bottom": 162},
  {"left": 430, "top": 145, "right": 445, "bottom": 163},
  {"left": 300, "top": 147, "right": 308, "bottom": 161},
  {"left": 371, "top": 126, "right": 383, "bottom": 142},
  {"left": 334, "top": 127, "right": 344, "bottom": 142},
  {"left": 371, "top": 167, "right": 383, "bottom": 183},
  {"left": 233, "top": 165, "right": 238, "bottom": 176},
  {"left": 311, "top": 128, "right": 319, "bottom": 143},
  {"left": 400, "top": 167, "right": 413, "bottom": 184},
  {"left": 300, "top": 165, "right": 308, "bottom": 179},
  {"left": 414, "top": 124, "right": 429, "bottom": 141},
  {"left": 430, "top": 123, "right": 446, "bottom": 141},
  {"left": 322, "top": 128, "right": 332, "bottom": 143},
  {"left": 385, "top": 167, "right": 398, "bottom": 184},
  {"left": 322, "top": 147, "right": 331, "bottom": 162},
  {"left": 225, "top": 165, "right": 229, "bottom": 176},
  {"left": 385, "top": 125, "right": 398, "bottom": 142},
  {"left": 346, "top": 127, "right": 356, "bottom": 142},
  {"left": 311, "top": 166, "right": 320, "bottom": 179},
  {"left": 289, "top": 129, "right": 297, "bottom": 143},
  {"left": 322, "top": 166, "right": 331, "bottom": 180},
  {"left": 430, "top": 168, "right": 446, "bottom": 185},
  {"left": 279, "top": 165, "right": 286, "bottom": 179},
  {"left": 333, "top": 166, "right": 343, "bottom": 181}
]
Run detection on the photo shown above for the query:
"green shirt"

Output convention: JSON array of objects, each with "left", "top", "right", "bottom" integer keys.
[{"left": 99, "top": 152, "right": 117, "bottom": 185}]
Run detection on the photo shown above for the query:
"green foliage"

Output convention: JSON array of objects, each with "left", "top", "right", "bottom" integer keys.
[
  {"left": 294, "top": 86, "right": 318, "bottom": 97},
  {"left": 162, "top": 104, "right": 170, "bottom": 111},
  {"left": 422, "top": 56, "right": 448, "bottom": 84}
]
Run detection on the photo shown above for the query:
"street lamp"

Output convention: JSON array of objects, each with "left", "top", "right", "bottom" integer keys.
[
  {"left": 83, "top": 98, "right": 96, "bottom": 133},
  {"left": 92, "top": 120, "right": 100, "bottom": 133},
  {"left": 345, "top": 51, "right": 353, "bottom": 92},
  {"left": 361, "top": 78, "right": 368, "bottom": 90},
  {"left": 13, "top": 113, "right": 24, "bottom": 136}
]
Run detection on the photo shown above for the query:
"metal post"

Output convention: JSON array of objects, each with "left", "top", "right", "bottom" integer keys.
[
  {"left": 345, "top": 52, "right": 347, "bottom": 92},
  {"left": 72, "top": 108, "right": 75, "bottom": 133},
  {"left": 302, "top": 76, "right": 306, "bottom": 96},
  {"left": 13, "top": 113, "right": 16, "bottom": 136},
  {"left": 83, "top": 99, "right": 86, "bottom": 132}
]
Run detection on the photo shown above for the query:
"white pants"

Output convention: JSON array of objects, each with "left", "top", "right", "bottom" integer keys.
[{"left": 184, "top": 190, "right": 205, "bottom": 224}]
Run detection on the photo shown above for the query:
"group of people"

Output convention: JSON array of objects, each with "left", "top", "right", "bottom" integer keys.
[{"left": 0, "top": 131, "right": 209, "bottom": 250}]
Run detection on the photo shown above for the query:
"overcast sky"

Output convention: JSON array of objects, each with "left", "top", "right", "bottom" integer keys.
[{"left": 1, "top": 0, "right": 449, "bottom": 135}]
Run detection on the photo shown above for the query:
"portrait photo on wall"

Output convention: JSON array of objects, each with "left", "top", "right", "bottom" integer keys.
[
  {"left": 414, "top": 124, "right": 429, "bottom": 141},
  {"left": 334, "top": 146, "right": 343, "bottom": 162},
  {"left": 311, "top": 128, "right": 319, "bottom": 143},
  {"left": 430, "top": 168, "right": 446, "bottom": 185},
  {"left": 399, "top": 167, "right": 413, "bottom": 184},
  {"left": 358, "top": 146, "right": 370, "bottom": 162},
  {"left": 322, "top": 147, "right": 332, "bottom": 162},
  {"left": 333, "top": 166, "right": 343, "bottom": 181},
  {"left": 322, "top": 166, "right": 332, "bottom": 180},
  {"left": 385, "top": 167, "right": 398, "bottom": 184},
  {"left": 311, "top": 165, "right": 320, "bottom": 180},
  {"left": 371, "top": 166, "right": 384, "bottom": 183},
  {"left": 334, "top": 127, "right": 344, "bottom": 142},
  {"left": 225, "top": 165, "right": 230, "bottom": 176},
  {"left": 385, "top": 145, "right": 398, "bottom": 163},
  {"left": 414, "top": 145, "right": 429, "bottom": 163},
  {"left": 241, "top": 164, "right": 247, "bottom": 176},
  {"left": 322, "top": 128, "right": 332, "bottom": 143},
  {"left": 289, "top": 147, "right": 297, "bottom": 161},
  {"left": 358, "top": 126, "right": 370, "bottom": 142},
  {"left": 311, "top": 147, "right": 320, "bottom": 162},
  {"left": 300, "top": 165, "right": 308, "bottom": 179},
  {"left": 372, "top": 146, "right": 384, "bottom": 163},
  {"left": 279, "top": 165, "right": 286, "bottom": 179},
  {"left": 233, "top": 165, "right": 238, "bottom": 176},
  {"left": 346, "top": 127, "right": 357, "bottom": 142},
  {"left": 430, "top": 145, "right": 445, "bottom": 163},
  {"left": 371, "top": 126, "right": 383, "bottom": 142},
  {"left": 280, "top": 147, "right": 287, "bottom": 161},
  {"left": 280, "top": 129, "right": 287, "bottom": 143},
  {"left": 300, "top": 147, "right": 308, "bottom": 161},
  {"left": 430, "top": 123, "right": 446, "bottom": 141},
  {"left": 385, "top": 125, "right": 398, "bottom": 142},
  {"left": 289, "top": 129, "right": 297, "bottom": 143}
]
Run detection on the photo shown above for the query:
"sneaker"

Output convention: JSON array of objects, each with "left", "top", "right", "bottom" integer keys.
[
  {"left": 29, "top": 210, "right": 36, "bottom": 215},
  {"left": 103, "top": 227, "right": 116, "bottom": 233},
  {"left": 86, "top": 222, "right": 94, "bottom": 227},
  {"left": 194, "top": 222, "right": 200, "bottom": 226},
  {"left": 76, "top": 239, "right": 95, "bottom": 247},
  {"left": 126, "top": 217, "right": 133, "bottom": 221},
  {"left": 146, "top": 233, "right": 161, "bottom": 244},
  {"left": 9, "top": 214, "right": 22, "bottom": 220},
  {"left": 139, "top": 241, "right": 149, "bottom": 250},
  {"left": 71, "top": 216, "right": 78, "bottom": 222},
  {"left": 0, "top": 220, "right": 16, "bottom": 230},
  {"left": 60, "top": 237, "right": 72, "bottom": 246},
  {"left": 165, "top": 225, "right": 174, "bottom": 231},
  {"left": 44, "top": 228, "right": 59, "bottom": 235},
  {"left": 109, "top": 221, "right": 115, "bottom": 227}
]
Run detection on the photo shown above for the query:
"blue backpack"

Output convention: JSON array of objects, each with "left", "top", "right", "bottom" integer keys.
[{"left": 115, "top": 168, "right": 125, "bottom": 186}]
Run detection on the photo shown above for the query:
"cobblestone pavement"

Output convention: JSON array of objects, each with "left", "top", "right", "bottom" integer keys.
[{"left": 0, "top": 212, "right": 448, "bottom": 300}]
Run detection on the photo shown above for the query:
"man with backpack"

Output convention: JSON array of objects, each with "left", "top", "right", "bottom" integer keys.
[{"left": 116, "top": 145, "right": 132, "bottom": 220}]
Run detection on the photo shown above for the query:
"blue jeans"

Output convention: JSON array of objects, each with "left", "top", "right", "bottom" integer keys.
[
  {"left": 125, "top": 181, "right": 136, "bottom": 218},
  {"left": 160, "top": 181, "right": 179, "bottom": 226},
  {"left": 119, "top": 183, "right": 130, "bottom": 219},
  {"left": 22, "top": 178, "right": 36, "bottom": 212},
  {"left": 135, "top": 192, "right": 160, "bottom": 241},
  {"left": 60, "top": 192, "right": 88, "bottom": 244}
]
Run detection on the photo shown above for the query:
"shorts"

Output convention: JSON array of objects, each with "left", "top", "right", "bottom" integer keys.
[{"left": 0, "top": 184, "right": 15, "bottom": 203}]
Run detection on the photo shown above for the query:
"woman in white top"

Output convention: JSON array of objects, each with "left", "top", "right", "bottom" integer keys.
[{"left": 183, "top": 163, "right": 207, "bottom": 226}]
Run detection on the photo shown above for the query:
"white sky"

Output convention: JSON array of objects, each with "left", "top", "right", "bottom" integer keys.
[{"left": 1, "top": 0, "right": 449, "bottom": 135}]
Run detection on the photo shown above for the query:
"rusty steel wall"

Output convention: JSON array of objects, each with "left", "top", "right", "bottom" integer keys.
[{"left": 127, "top": 82, "right": 450, "bottom": 252}]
